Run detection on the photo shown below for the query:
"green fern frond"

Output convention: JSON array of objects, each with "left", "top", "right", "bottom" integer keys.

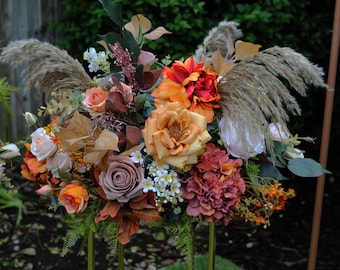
[
  {"left": 166, "top": 214, "right": 198, "bottom": 270},
  {"left": 0, "top": 77, "right": 19, "bottom": 113},
  {"left": 61, "top": 203, "right": 98, "bottom": 257},
  {"left": 98, "top": 219, "right": 119, "bottom": 265}
]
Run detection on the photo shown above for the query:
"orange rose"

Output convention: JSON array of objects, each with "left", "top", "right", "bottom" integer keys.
[
  {"left": 58, "top": 183, "right": 89, "bottom": 214},
  {"left": 142, "top": 101, "right": 211, "bottom": 169},
  {"left": 82, "top": 87, "right": 108, "bottom": 114}
]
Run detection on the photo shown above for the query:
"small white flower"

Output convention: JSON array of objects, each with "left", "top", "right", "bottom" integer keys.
[
  {"left": 83, "top": 47, "right": 110, "bottom": 73},
  {"left": 130, "top": 151, "right": 144, "bottom": 164},
  {"left": 142, "top": 177, "right": 154, "bottom": 193}
]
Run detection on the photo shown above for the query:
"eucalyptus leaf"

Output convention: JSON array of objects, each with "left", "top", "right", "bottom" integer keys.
[
  {"left": 259, "top": 162, "right": 289, "bottom": 180},
  {"left": 273, "top": 140, "right": 287, "bottom": 156},
  {"left": 135, "top": 93, "right": 147, "bottom": 111},
  {"left": 287, "top": 158, "right": 331, "bottom": 177}
]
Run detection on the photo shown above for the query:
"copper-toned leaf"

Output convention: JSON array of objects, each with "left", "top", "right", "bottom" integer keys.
[
  {"left": 143, "top": 26, "right": 172, "bottom": 40},
  {"left": 141, "top": 69, "right": 162, "bottom": 90},
  {"left": 234, "top": 40, "right": 262, "bottom": 61},
  {"left": 94, "top": 129, "right": 120, "bottom": 151},
  {"left": 126, "top": 125, "right": 142, "bottom": 147},
  {"left": 94, "top": 201, "right": 120, "bottom": 223},
  {"left": 105, "top": 92, "right": 128, "bottom": 113},
  {"left": 117, "top": 218, "right": 140, "bottom": 244},
  {"left": 133, "top": 209, "right": 161, "bottom": 222}
]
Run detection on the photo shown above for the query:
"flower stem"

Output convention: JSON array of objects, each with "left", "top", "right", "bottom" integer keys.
[
  {"left": 88, "top": 230, "right": 95, "bottom": 270},
  {"left": 208, "top": 222, "right": 216, "bottom": 270},
  {"left": 118, "top": 242, "right": 124, "bottom": 270}
]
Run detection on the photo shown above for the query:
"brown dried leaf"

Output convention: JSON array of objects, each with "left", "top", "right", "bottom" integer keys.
[
  {"left": 143, "top": 26, "right": 172, "bottom": 40},
  {"left": 235, "top": 41, "right": 262, "bottom": 61},
  {"left": 94, "top": 129, "right": 120, "bottom": 151}
]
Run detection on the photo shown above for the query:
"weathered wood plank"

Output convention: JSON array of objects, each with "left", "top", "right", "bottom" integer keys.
[{"left": 0, "top": 0, "right": 59, "bottom": 141}]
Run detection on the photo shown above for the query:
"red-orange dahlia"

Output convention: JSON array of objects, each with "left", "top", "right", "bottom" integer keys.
[{"left": 152, "top": 56, "right": 220, "bottom": 123}]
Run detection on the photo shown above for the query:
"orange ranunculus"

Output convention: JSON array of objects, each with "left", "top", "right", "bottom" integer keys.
[
  {"left": 20, "top": 143, "right": 49, "bottom": 184},
  {"left": 142, "top": 101, "right": 211, "bottom": 169},
  {"left": 82, "top": 87, "right": 109, "bottom": 114},
  {"left": 58, "top": 183, "right": 89, "bottom": 214},
  {"left": 152, "top": 56, "right": 220, "bottom": 123}
]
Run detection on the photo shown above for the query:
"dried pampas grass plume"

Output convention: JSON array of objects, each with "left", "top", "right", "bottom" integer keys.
[
  {"left": 194, "top": 21, "right": 243, "bottom": 63},
  {"left": 218, "top": 46, "right": 328, "bottom": 156},
  {"left": 0, "top": 39, "right": 94, "bottom": 100}
]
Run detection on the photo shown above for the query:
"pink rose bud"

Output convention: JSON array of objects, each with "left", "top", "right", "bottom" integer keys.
[
  {"left": 36, "top": 185, "right": 53, "bottom": 196},
  {"left": 23, "top": 112, "right": 38, "bottom": 127}
]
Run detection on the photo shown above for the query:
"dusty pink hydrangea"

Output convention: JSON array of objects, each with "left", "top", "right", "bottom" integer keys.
[{"left": 180, "top": 143, "right": 245, "bottom": 225}]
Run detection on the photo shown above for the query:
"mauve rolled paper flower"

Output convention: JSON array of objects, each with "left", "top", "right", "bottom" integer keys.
[{"left": 98, "top": 154, "right": 144, "bottom": 203}]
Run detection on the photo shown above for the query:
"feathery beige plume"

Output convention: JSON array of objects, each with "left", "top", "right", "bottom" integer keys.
[
  {"left": 194, "top": 21, "right": 243, "bottom": 63},
  {"left": 218, "top": 46, "right": 328, "bottom": 156},
  {"left": 0, "top": 39, "right": 94, "bottom": 100}
]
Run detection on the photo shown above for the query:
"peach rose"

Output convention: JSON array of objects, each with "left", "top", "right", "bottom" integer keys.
[
  {"left": 30, "top": 128, "right": 58, "bottom": 161},
  {"left": 98, "top": 154, "right": 144, "bottom": 203},
  {"left": 142, "top": 101, "right": 212, "bottom": 169},
  {"left": 58, "top": 183, "right": 89, "bottom": 214},
  {"left": 82, "top": 87, "right": 108, "bottom": 114}
]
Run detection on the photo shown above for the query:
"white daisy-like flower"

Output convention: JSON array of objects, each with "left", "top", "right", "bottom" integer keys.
[
  {"left": 130, "top": 150, "right": 144, "bottom": 164},
  {"left": 142, "top": 177, "right": 154, "bottom": 193}
]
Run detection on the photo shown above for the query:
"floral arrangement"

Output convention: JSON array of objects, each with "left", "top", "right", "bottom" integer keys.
[{"left": 0, "top": 0, "right": 329, "bottom": 268}]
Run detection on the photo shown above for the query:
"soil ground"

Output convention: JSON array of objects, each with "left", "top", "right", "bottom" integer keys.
[{"left": 1, "top": 170, "right": 339, "bottom": 270}]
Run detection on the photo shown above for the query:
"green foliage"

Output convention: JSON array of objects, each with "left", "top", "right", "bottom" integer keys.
[
  {"left": 0, "top": 77, "right": 18, "bottom": 112},
  {"left": 160, "top": 254, "right": 243, "bottom": 270},
  {"left": 61, "top": 201, "right": 99, "bottom": 256},
  {"left": 162, "top": 214, "right": 198, "bottom": 269},
  {"left": 97, "top": 218, "right": 119, "bottom": 264},
  {"left": 0, "top": 187, "right": 24, "bottom": 225},
  {"left": 288, "top": 158, "right": 331, "bottom": 177},
  {"left": 0, "top": 77, "right": 19, "bottom": 141}
]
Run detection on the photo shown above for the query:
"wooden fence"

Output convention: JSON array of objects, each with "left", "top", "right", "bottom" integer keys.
[{"left": 0, "top": 0, "right": 60, "bottom": 141}]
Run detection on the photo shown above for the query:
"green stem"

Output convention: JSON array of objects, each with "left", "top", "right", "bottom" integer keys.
[
  {"left": 88, "top": 230, "right": 95, "bottom": 270},
  {"left": 117, "top": 241, "right": 124, "bottom": 270},
  {"left": 208, "top": 222, "right": 216, "bottom": 270},
  {"left": 187, "top": 223, "right": 195, "bottom": 270}
]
